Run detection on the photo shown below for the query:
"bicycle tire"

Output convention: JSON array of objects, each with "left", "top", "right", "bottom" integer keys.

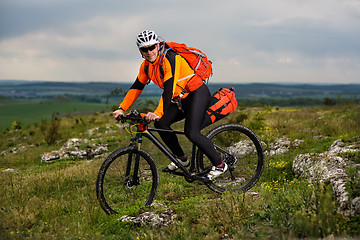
[
  {"left": 96, "top": 146, "right": 159, "bottom": 215},
  {"left": 197, "top": 123, "right": 264, "bottom": 193}
]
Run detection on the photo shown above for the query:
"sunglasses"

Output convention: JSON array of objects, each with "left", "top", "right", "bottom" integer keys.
[{"left": 140, "top": 44, "right": 157, "bottom": 52}]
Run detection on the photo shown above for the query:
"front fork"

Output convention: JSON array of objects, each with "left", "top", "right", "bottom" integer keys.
[{"left": 125, "top": 134, "right": 142, "bottom": 188}]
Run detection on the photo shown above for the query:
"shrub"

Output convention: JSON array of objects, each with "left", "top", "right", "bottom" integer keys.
[
  {"left": 346, "top": 165, "right": 360, "bottom": 200},
  {"left": 323, "top": 97, "right": 336, "bottom": 106},
  {"left": 259, "top": 181, "right": 343, "bottom": 238},
  {"left": 11, "top": 121, "right": 22, "bottom": 130},
  {"left": 248, "top": 112, "right": 265, "bottom": 131},
  {"left": 44, "top": 112, "right": 61, "bottom": 145},
  {"left": 233, "top": 112, "right": 248, "bottom": 124}
]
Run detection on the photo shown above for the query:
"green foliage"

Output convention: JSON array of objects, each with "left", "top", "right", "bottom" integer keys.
[
  {"left": 340, "top": 151, "right": 360, "bottom": 164},
  {"left": 106, "top": 87, "right": 125, "bottom": 107},
  {"left": 2, "top": 127, "right": 10, "bottom": 135},
  {"left": 263, "top": 154, "right": 295, "bottom": 183},
  {"left": 1, "top": 103, "right": 360, "bottom": 239},
  {"left": 291, "top": 183, "right": 342, "bottom": 238},
  {"left": 323, "top": 97, "right": 336, "bottom": 106},
  {"left": 203, "top": 192, "right": 248, "bottom": 237},
  {"left": 257, "top": 181, "right": 344, "bottom": 238},
  {"left": 346, "top": 165, "right": 360, "bottom": 199},
  {"left": 133, "top": 99, "right": 158, "bottom": 114},
  {"left": 110, "top": 104, "right": 118, "bottom": 112},
  {"left": 233, "top": 112, "right": 248, "bottom": 124},
  {"left": 0, "top": 98, "right": 105, "bottom": 131},
  {"left": 44, "top": 113, "right": 61, "bottom": 145},
  {"left": 11, "top": 120, "right": 22, "bottom": 130},
  {"left": 238, "top": 97, "right": 325, "bottom": 107},
  {"left": 248, "top": 111, "right": 266, "bottom": 131}
]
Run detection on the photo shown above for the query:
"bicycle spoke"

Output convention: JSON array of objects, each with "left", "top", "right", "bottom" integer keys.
[
  {"left": 197, "top": 124, "right": 264, "bottom": 193},
  {"left": 96, "top": 147, "right": 158, "bottom": 215}
]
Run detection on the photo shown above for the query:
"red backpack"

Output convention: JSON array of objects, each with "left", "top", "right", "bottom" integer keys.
[
  {"left": 144, "top": 42, "right": 213, "bottom": 93},
  {"left": 160, "top": 42, "right": 213, "bottom": 82},
  {"left": 201, "top": 88, "right": 238, "bottom": 129}
]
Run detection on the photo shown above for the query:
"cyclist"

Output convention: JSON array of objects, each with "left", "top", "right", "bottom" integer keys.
[{"left": 113, "top": 30, "right": 227, "bottom": 180}]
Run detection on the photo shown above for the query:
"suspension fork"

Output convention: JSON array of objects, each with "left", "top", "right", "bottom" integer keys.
[
  {"left": 132, "top": 133, "right": 142, "bottom": 185},
  {"left": 125, "top": 133, "right": 142, "bottom": 187}
]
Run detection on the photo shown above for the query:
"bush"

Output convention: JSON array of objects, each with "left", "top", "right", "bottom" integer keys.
[
  {"left": 233, "top": 112, "right": 248, "bottom": 124},
  {"left": 248, "top": 112, "right": 265, "bottom": 131},
  {"left": 323, "top": 97, "right": 336, "bottom": 106},
  {"left": 44, "top": 112, "right": 61, "bottom": 145},
  {"left": 11, "top": 121, "right": 22, "bottom": 130},
  {"left": 346, "top": 165, "right": 360, "bottom": 199},
  {"left": 258, "top": 181, "right": 343, "bottom": 238}
]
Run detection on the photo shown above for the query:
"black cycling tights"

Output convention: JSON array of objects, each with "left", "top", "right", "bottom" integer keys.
[{"left": 154, "top": 84, "right": 222, "bottom": 166}]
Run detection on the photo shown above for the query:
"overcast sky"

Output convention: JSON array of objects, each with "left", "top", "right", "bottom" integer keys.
[{"left": 1, "top": 0, "right": 359, "bottom": 84}]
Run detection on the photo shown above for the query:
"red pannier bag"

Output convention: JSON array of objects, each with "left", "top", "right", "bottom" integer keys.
[{"left": 201, "top": 87, "right": 238, "bottom": 129}]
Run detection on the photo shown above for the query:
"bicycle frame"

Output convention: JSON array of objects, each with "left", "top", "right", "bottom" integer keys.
[
  {"left": 97, "top": 111, "right": 266, "bottom": 215},
  {"left": 128, "top": 124, "right": 211, "bottom": 183}
]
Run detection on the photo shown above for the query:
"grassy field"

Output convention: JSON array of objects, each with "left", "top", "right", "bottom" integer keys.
[
  {"left": 0, "top": 97, "right": 106, "bottom": 130},
  {"left": 0, "top": 103, "right": 359, "bottom": 239}
]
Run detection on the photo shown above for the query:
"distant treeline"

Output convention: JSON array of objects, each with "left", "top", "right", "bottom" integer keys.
[
  {"left": 1, "top": 81, "right": 359, "bottom": 107},
  {"left": 238, "top": 97, "right": 323, "bottom": 107},
  {"left": 1, "top": 93, "right": 358, "bottom": 108},
  {"left": 63, "top": 94, "right": 102, "bottom": 103},
  {"left": 237, "top": 96, "right": 359, "bottom": 107},
  {"left": 1, "top": 81, "right": 359, "bottom": 99}
]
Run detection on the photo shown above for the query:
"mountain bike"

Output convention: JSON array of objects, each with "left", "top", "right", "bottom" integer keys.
[{"left": 96, "top": 110, "right": 264, "bottom": 215}]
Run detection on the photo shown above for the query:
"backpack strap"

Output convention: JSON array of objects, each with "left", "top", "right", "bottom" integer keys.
[
  {"left": 161, "top": 46, "right": 197, "bottom": 94},
  {"left": 157, "top": 47, "right": 172, "bottom": 79},
  {"left": 143, "top": 42, "right": 168, "bottom": 82},
  {"left": 145, "top": 45, "right": 195, "bottom": 95},
  {"left": 143, "top": 63, "right": 151, "bottom": 85},
  {"left": 144, "top": 64, "right": 149, "bottom": 76}
]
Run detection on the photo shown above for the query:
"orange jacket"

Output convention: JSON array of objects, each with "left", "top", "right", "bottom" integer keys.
[{"left": 119, "top": 47, "right": 203, "bottom": 118}]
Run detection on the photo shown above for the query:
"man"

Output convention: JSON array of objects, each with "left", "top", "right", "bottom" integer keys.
[{"left": 112, "top": 30, "right": 227, "bottom": 180}]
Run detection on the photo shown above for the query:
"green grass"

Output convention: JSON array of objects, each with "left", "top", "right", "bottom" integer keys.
[
  {"left": 0, "top": 103, "right": 360, "bottom": 239},
  {"left": 0, "top": 98, "right": 106, "bottom": 130}
]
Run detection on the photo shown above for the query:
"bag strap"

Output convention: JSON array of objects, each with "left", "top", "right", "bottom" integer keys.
[{"left": 144, "top": 44, "right": 197, "bottom": 95}]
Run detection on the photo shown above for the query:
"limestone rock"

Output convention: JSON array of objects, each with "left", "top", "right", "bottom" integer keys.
[
  {"left": 293, "top": 139, "right": 360, "bottom": 215},
  {"left": 118, "top": 203, "right": 176, "bottom": 227},
  {"left": 41, "top": 138, "right": 108, "bottom": 162}
]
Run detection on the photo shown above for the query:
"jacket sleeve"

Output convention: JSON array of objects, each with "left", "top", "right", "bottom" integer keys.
[
  {"left": 153, "top": 95, "right": 164, "bottom": 117},
  {"left": 119, "top": 77, "right": 146, "bottom": 111},
  {"left": 119, "top": 61, "right": 149, "bottom": 111}
]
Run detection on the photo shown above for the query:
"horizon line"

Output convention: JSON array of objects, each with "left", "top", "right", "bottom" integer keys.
[{"left": 0, "top": 79, "right": 359, "bottom": 86}]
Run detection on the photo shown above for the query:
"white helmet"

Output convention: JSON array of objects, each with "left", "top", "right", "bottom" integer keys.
[{"left": 136, "top": 30, "right": 160, "bottom": 48}]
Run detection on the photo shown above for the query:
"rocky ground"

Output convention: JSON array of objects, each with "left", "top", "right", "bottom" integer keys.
[
  {"left": 2, "top": 134, "right": 359, "bottom": 226},
  {"left": 293, "top": 138, "right": 360, "bottom": 216}
]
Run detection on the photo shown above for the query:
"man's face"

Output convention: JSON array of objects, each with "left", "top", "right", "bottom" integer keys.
[{"left": 140, "top": 44, "right": 159, "bottom": 63}]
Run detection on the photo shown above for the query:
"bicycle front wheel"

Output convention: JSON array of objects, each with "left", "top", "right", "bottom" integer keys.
[
  {"left": 197, "top": 124, "right": 264, "bottom": 193},
  {"left": 96, "top": 146, "right": 159, "bottom": 215}
]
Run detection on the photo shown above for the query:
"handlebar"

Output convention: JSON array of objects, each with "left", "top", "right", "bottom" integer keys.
[{"left": 116, "top": 110, "right": 150, "bottom": 124}]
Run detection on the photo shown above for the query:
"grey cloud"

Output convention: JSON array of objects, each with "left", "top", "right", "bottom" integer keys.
[
  {"left": 0, "top": 0, "right": 139, "bottom": 39},
  {"left": 1, "top": 0, "right": 360, "bottom": 83},
  {"left": 227, "top": 17, "right": 360, "bottom": 59}
]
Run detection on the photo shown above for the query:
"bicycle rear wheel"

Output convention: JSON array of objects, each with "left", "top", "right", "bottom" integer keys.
[
  {"left": 96, "top": 146, "right": 159, "bottom": 215},
  {"left": 197, "top": 124, "right": 264, "bottom": 193}
]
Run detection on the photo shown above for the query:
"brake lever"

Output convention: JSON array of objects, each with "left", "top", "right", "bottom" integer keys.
[
  {"left": 116, "top": 115, "right": 126, "bottom": 123},
  {"left": 116, "top": 110, "right": 153, "bottom": 124}
]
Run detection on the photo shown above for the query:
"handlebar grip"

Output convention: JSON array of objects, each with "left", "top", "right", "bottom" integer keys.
[{"left": 116, "top": 114, "right": 125, "bottom": 122}]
